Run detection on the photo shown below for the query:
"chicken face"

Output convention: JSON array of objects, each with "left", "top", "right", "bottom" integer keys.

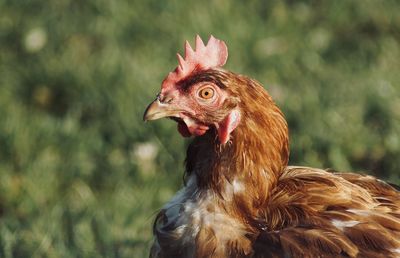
[{"left": 143, "top": 69, "right": 241, "bottom": 144}]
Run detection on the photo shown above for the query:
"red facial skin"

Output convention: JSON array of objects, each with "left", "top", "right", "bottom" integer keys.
[{"left": 160, "top": 81, "right": 230, "bottom": 138}]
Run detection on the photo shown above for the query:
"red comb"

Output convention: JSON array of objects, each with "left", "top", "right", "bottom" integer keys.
[{"left": 161, "top": 35, "right": 228, "bottom": 90}]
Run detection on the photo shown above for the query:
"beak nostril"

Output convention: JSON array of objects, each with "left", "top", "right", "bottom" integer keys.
[
  {"left": 164, "top": 97, "right": 173, "bottom": 104},
  {"left": 158, "top": 93, "right": 173, "bottom": 104}
]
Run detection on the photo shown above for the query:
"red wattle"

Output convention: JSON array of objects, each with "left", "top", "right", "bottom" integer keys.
[{"left": 217, "top": 109, "right": 241, "bottom": 145}]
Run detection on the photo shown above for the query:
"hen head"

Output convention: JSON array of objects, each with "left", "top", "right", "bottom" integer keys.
[{"left": 143, "top": 35, "right": 242, "bottom": 144}]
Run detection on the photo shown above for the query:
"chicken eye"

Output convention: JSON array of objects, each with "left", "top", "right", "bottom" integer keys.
[{"left": 198, "top": 87, "right": 215, "bottom": 99}]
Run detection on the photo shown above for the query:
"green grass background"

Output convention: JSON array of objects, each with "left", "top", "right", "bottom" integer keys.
[{"left": 1, "top": 0, "right": 399, "bottom": 257}]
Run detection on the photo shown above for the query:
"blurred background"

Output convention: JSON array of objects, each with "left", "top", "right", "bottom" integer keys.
[{"left": 0, "top": 0, "right": 399, "bottom": 257}]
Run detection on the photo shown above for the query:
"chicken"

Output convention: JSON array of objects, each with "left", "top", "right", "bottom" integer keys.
[{"left": 143, "top": 35, "right": 400, "bottom": 258}]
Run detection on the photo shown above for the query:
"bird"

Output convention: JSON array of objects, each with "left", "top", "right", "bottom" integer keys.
[{"left": 143, "top": 35, "right": 400, "bottom": 258}]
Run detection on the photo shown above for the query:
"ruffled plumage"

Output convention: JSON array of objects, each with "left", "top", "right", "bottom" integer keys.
[{"left": 147, "top": 36, "right": 400, "bottom": 258}]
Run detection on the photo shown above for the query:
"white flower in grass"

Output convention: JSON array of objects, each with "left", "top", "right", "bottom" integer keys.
[
  {"left": 24, "top": 27, "right": 47, "bottom": 53},
  {"left": 132, "top": 142, "right": 159, "bottom": 176}
]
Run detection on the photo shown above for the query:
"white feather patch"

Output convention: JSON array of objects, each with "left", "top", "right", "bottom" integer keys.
[{"left": 331, "top": 219, "right": 360, "bottom": 230}]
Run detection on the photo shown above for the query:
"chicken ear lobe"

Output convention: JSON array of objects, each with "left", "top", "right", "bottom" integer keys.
[{"left": 216, "top": 109, "right": 241, "bottom": 145}]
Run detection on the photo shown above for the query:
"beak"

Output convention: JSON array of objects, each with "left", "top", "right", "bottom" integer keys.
[{"left": 143, "top": 97, "right": 179, "bottom": 121}]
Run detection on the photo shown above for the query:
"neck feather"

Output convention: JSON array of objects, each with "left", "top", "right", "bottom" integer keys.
[{"left": 184, "top": 77, "right": 289, "bottom": 215}]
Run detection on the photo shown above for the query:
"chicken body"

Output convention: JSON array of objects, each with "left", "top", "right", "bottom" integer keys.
[
  {"left": 144, "top": 37, "right": 400, "bottom": 258},
  {"left": 151, "top": 167, "right": 400, "bottom": 258}
]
